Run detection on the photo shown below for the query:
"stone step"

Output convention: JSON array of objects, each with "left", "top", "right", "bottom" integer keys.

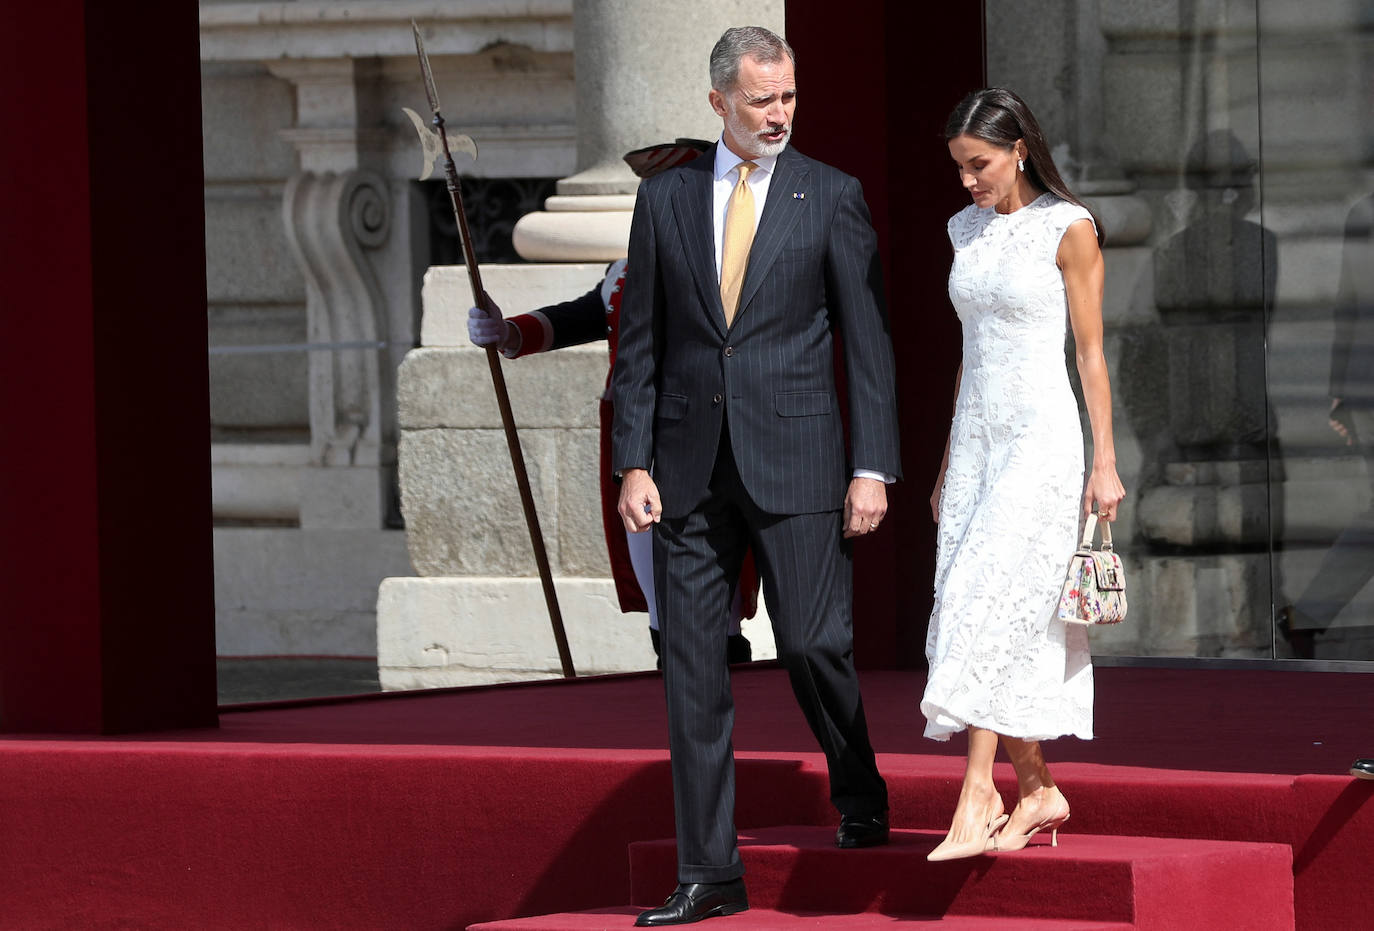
[{"left": 627, "top": 826, "right": 1293, "bottom": 929}]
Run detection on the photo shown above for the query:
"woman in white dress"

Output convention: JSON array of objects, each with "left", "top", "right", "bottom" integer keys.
[{"left": 923, "top": 88, "right": 1126, "bottom": 861}]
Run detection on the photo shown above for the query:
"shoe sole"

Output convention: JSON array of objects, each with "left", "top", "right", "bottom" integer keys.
[
  {"left": 708, "top": 903, "right": 749, "bottom": 920},
  {"left": 635, "top": 902, "right": 748, "bottom": 926},
  {"left": 835, "top": 834, "right": 889, "bottom": 849}
]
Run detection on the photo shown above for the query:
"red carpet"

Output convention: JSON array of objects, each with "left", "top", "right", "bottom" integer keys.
[
  {"left": 628, "top": 827, "right": 1293, "bottom": 924},
  {"left": 0, "top": 666, "right": 1370, "bottom": 929}
]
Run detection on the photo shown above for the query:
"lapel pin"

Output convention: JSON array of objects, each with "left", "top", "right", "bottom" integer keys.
[{"left": 793, "top": 192, "right": 805, "bottom": 199}]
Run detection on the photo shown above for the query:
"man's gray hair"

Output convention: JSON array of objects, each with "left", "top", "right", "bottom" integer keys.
[{"left": 709, "top": 26, "right": 795, "bottom": 92}]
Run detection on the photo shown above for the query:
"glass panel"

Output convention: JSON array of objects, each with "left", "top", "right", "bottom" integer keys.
[
  {"left": 987, "top": 0, "right": 1274, "bottom": 657},
  {"left": 201, "top": 54, "right": 566, "bottom": 701},
  {"left": 1262, "top": 1, "right": 1374, "bottom": 660}
]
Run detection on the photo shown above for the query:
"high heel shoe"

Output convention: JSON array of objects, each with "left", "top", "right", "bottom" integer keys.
[
  {"left": 926, "top": 812, "right": 1009, "bottom": 861},
  {"left": 989, "top": 809, "right": 1070, "bottom": 852}
]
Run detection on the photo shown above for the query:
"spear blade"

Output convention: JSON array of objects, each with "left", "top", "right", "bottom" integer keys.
[
  {"left": 412, "top": 21, "right": 443, "bottom": 116},
  {"left": 401, "top": 107, "right": 441, "bottom": 181}
]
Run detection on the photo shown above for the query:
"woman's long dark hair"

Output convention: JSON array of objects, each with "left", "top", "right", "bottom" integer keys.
[{"left": 945, "top": 87, "right": 1105, "bottom": 245}]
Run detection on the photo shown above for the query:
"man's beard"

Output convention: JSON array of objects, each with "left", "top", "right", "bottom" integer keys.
[
  {"left": 752, "top": 126, "right": 791, "bottom": 158},
  {"left": 727, "top": 106, "right": 791, "bottom": 158}
]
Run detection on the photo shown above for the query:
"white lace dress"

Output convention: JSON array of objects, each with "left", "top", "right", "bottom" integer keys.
[{"left": 921, "top": 193, "right": 1095, "bottom": 742}]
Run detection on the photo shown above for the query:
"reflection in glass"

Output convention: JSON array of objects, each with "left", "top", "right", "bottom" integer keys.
[
  {"left": 1278, "top": 196, "right": 1374, "bottom": 658},
  {"left": 1264, "top": 2, "right": 1374, "bottom": 660},
  {"left": 987, "top": 0, "right": 1373, "bottom": 659}
]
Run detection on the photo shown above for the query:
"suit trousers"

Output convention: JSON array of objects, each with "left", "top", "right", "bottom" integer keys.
[{"left": 652, "top": 428, "right": 888, "bottom": 883}]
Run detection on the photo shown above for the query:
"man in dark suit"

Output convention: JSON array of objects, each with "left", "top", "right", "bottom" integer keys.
[{"left": 611, "top": 25, "right": 901, "bottom": 927}]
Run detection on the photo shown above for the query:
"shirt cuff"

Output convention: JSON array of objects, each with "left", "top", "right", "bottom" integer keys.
[{"left": 852, "top": 469, "right": 894, "bottom": 484}]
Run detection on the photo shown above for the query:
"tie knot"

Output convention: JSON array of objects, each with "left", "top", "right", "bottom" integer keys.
[{"left": 737, "top": 161, "right": 757, "bottom": 183}]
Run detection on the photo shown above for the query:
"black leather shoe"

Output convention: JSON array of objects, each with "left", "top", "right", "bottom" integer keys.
[
  {"left": 635, "top": 879, "right": 748, "bottom": 926},
  {"left": 835, "top": 811, "right": 889, "bottom": 848},
  {"left": 1352, "top": 759, "right": 1374, "bottom": 780}
]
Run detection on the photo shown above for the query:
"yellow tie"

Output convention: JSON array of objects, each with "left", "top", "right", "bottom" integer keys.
[{"left": 720, "top": 161, "right": 758, "bottom": 327}]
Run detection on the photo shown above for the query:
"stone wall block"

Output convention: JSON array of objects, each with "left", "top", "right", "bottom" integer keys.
[
  {"left": 1085, "top": 195, "right": 1154, "bottom": 248},
  {"left": 208, "top": 304, "right": 310, "bottom": 428},
  {"left": 1088, "top": 554, "right": 1267, "bottom": 659},
  {"left": 376, "top": 577, "right": 655, "bottom": 688},
  {"left": 200, "top": 62, "right": 298, "bottom": 183},
  {"left": 300, "top": 465, "right": 386, "bottom": 530},
  {"left": 215, "top": 527, "right": 413, "bottom": 656},
  {"left": 397, "top": 346, "right": 604, "bottom": 431},
  {"left": 555, "top": 427, "right": 612, "bottom": 578},
  {"left": 1138, "top": 485, "right": 1205, "bottom": 546},
  {"left": 399, "top": 427, "right": 561, "bottom": 577},
  {"left": 1137, "top": 558, "right": 1200, "bottom": 656},
  {"left": 205, "top": 197, "right": 305, "bottom": 304},
  {"left": 1102, "top": 56, "right": 1187, "bottom": 176},
  {"left": 1137, "top": 482, "right": 1272, "bottom": 548}
]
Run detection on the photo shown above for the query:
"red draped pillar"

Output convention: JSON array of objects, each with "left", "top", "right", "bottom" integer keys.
[
  {"left": 785, "top": 1, "right": 985, "bottom": 668},
  {"left": 0, "top": 2, "right": 217, "bottom": 731}
]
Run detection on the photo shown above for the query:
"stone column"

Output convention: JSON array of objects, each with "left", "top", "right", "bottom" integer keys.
[
  {"left": 268, "top": 58, "right": 399, "bottom": 529},
  {"left": 513, "top": 0, "right": 786, "bottom": 261}
]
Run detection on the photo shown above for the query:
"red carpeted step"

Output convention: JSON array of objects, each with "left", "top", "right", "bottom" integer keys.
[
  {"left": 628, "top": 827, "right": 1293, "bottom": 930},
  {"left": 469, "top": 907, "right": 1135, "bottom": 929}
]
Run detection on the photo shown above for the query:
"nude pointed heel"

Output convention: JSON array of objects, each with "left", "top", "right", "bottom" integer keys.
[
  {"left": 927, "top": 813, "right": 1009, "bottom": 861},
  {"left": 990, "top": 810, "right": 1069, "bottom": 853}
]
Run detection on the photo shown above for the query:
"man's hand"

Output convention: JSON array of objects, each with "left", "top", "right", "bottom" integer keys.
[
  {"left": 843, "top": 477, "right": 887, "bottom": 538},
  {"left": 467, "top": 294, "right": 516, "bottom": 354},
  {"left": 617, "top": 469, "right": 662, "bottom": 533}
]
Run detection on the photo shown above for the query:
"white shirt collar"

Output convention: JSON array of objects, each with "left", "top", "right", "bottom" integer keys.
[{"left": 713, "top": 136, "right": 779, "bottom": 181}]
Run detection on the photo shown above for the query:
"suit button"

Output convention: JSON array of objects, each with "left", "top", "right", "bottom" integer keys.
[
  {"left": 713, "top": 393, "right": 723, "bottom": 404},
  {"left": 724, "top": 346, "right": 734, "bottom": 357}
]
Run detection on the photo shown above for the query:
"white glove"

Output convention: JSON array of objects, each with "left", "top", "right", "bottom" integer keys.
[{"left": 467, "top": 298, "right": 514, "bottom": 352}]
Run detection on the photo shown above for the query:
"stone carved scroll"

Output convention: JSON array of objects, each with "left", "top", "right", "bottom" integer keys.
[{"left": 282, "top": 170, "right": 391, "bottom": 468}]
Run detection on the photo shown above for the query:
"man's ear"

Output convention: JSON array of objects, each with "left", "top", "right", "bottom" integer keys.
[{"left": 709, "top": 88, "right": 728, "bottom": 119}]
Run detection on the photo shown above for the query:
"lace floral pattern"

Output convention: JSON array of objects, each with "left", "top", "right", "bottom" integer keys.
[{"left": 921, "top": 194, "right": 1096, "bottom": 742}]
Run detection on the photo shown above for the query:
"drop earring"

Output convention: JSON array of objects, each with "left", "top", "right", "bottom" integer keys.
[{"left": 1017, "top": 157, "right": 1025, "bottom": 172}]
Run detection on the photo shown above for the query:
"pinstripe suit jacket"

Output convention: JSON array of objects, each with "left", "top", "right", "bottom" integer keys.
[{"left": 611, "top": 145, "right": 900, "bottom": 518}]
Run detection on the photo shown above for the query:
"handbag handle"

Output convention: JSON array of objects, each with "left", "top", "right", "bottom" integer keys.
[{"left": 1079, "top": 512, "right": 1114, "bottom": 551}]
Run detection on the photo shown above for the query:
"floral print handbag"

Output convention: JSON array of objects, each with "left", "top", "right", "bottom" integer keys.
[{"left": 1057, "top": 512, "right": 1127, "bottom": 625}]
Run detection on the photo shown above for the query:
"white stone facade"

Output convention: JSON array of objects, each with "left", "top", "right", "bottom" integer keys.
[{"left": 202, "top": 1, "right": 578, "bottom": 659}]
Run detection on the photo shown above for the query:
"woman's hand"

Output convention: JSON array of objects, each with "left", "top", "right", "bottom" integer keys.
[{"left": 1084, "top": 464, "right": 1126, "bottom": 521}]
